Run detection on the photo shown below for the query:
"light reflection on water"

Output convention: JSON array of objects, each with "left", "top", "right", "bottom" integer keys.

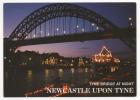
[
  {"left": 6, "top": 67, "right": 96, "bottom": 93},
  {"left": 85, "top": 68, "right": 88, "bottom": 73},
  {"left": 5, "top": 63, "right": 134, "bottom": 96},
  {"left": 27, "top": 70, "right": 32, "bottom": 82},
  {"left": 71, "top": 68, "right": 74, "bottom": 74},
  {"left": 45, "top": 69, "right": 48, "bottom": 78},
  {"left": 25, "top": 67, "right": 93, "bottom": 87},
  {"left": 58, "top": 69, "right": 63, "bottom": 78}
]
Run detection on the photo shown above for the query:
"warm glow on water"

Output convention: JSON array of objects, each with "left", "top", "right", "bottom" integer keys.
[
  {"left": 27, "top": 70, "right": 32, "bottom": 82},
  {"left": 45, "top": 69, "right": 49, "bottom": 79},
  {"left": 58, "top": 69, "right": 63, "bottom": 78}
]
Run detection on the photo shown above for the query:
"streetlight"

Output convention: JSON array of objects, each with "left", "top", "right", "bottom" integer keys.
[
  {"left": 76, "top": 25, "right": 79, "bottom": 28},
  {"left": 96, "top": 26, "right": 99, "bottom": 30},
  {"left": 47, "top": 33, "right": 50, "bottom": 36},
  {"left": 129, "top": 17, "right": 132, "bottom": 21},
  {"left": 33, "top": 34, "right": 36, "bottom": 38},
  {"left": 64, "top": 30, "right": 66, "bottom": 34},
  {"left": 56, "top": 27, "right": 59, "bottom": 31},
  {"left": 91, "top": 23, "right": 95, "bottom": 26}
]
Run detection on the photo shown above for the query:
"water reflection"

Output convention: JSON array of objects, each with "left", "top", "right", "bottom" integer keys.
[
  {"left": 24, "top": 67, "right": 96, "bottom": 86},
  {"left": 58, "top": 69, "right": 63, "bottom": 78},
  {"left": 27, "top": 70, "right": 32, "bottom": 82},
  {"left": 6, "top": 67, "right": 96, "bottom": 95},
  {"left": 71, "top": 68, "right": 74, "bottom": 74},
  {"left": 5, "top": 61, "right": 136, "bottom": 97},
  {"left": 45, "top": 69, "right": 49, "bottom": 79},
  {"left": 85, "top": 68, "right": 88, "bottom": 73}
]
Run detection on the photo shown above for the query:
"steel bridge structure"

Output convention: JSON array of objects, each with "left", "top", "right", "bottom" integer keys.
[{"left": 4, "top": 3, "right": 136, "bottom": 53}]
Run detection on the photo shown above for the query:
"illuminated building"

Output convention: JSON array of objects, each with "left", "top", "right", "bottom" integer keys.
[
  {"left": 42, "top": 57, "right": 57, "bottom": 65},
  {"left": 91, "top": 46, "right": 120, "bottom": 64},
  {"left": 78, "top": 57, "right": 85, "bottom": 66},
  {"left": 110, "top": 66, "right": 119, "bottom": 72}
]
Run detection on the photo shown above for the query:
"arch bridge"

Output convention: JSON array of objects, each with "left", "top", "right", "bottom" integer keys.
[{"left": 4, "top": 3, "right": 136, "bottom": 51}]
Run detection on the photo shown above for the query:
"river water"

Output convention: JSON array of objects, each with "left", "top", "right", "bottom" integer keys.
[
  {"left": 5, "top": 63, "right": 135, "bottom": 97},
  {"left": 5, "top": 67, "right": 96, "bottom": 96}
]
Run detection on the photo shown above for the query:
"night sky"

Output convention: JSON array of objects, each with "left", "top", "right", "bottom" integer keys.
[{"left": 4, "top": 3, "right": 136, "bottom": 58}]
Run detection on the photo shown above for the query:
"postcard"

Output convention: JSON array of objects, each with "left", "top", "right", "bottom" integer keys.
[{"left": 4, "top": 3, "right": 136, "bottom": 97}]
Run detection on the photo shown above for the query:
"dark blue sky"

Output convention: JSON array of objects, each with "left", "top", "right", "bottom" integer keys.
[{"left": 4, "top": 3, "right": 136, "bottom": 57}]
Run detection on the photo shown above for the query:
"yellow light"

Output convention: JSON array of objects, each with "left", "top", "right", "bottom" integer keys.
[
  {"left": 28, "top": 70, "right": 32, "bottom": 76},
  {"left": 114, "top": 58, "right": 120, "bottom": 63},
  {"left": 91, "top": 46, "right": 120, "bottom": 63},
  {"left": 70, "top": 63, "right": 73, "bottom": 66},
  {"left": 29, "top": 57, "right": 32, "bottom": 61}
]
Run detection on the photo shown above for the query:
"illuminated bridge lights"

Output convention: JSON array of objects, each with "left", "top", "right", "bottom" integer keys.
[
  {"left": 91, "top": 23, "right": 95, "bottom": 26},
  {"left": 9, "top": 3, "right": 119, "bottom": 41},
  {"left": 129, "top": 17, "right": 132, "bottom": 21}
]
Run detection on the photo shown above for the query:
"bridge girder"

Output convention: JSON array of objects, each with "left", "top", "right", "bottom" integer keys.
[
  {"left": 9, "top": 3, "right": 118, "bottom": 41},
  {"left": 6, "top": 29, "right": 136, "bottom": 51}
]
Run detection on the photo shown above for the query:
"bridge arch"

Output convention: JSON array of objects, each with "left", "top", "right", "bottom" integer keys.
[{"left": 9, "top": 3, "right": 118, "bottom": 40}]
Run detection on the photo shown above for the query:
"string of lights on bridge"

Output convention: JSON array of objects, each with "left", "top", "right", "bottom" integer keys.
[{"left": 25, "top": 17, "right": 102, "bottom": 39}]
